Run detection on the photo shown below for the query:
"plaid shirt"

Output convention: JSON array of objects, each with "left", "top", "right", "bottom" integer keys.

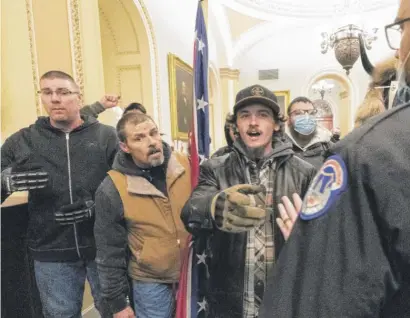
[{"left": 243, "top": 158, "right": 276, "bottom": 318}]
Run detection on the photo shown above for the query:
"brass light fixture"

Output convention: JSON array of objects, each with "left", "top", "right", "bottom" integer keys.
[
  {"left": 321, "top": 24, "right": 378, "bottom": 75},
  {"left": 312, "top": 80, "right": 334, "bottom": 99}
]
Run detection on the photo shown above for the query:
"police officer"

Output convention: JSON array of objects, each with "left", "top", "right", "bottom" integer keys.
[{"left": 259, "top": 1, "right": 410, "bottom": 317}]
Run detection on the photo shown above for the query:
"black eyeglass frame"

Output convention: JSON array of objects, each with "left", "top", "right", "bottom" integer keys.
[
  {"left": 385, "top": 17, "right": 410, "bottom": 50},
  {"left": 289, "top": 109, "right": 318, "bottom": 117}
]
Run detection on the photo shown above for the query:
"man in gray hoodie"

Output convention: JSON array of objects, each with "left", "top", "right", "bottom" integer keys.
[
  {"left": 1, "top": 70, "right": 118, "bottom": 318},
  {"left": 285, "top": 96, "right": 333, "bottom": 169}
]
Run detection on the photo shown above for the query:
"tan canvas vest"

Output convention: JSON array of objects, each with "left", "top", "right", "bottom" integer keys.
[{"left": 107, "top": 153, "right": 190, "bottom": 283}]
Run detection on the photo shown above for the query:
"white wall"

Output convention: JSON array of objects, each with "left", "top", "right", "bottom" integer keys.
[
  {"left": 234, "top": 6, "right": 398, "bottom": 128},
  {"left": 143, "top": 0, "right": 224, "bottom": 149},
  {"left": 143, "top": 0, "right": 197, "bottom": 138}
]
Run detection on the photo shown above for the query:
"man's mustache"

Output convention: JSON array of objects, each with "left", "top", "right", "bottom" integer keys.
[{"left": 148, "top": 147, "right": 161, "bottom": 155}]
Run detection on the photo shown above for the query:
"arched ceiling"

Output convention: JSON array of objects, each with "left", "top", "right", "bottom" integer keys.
[
  {"left": 224, "top": 0, "right": 398, "bottom": 19},
  {"left": 210, "top": 0, "right": 399, "bottom": 67}
]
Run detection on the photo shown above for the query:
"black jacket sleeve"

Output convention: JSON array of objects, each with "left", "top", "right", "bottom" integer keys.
[
  {"left": 94, "top": 176, "right": 130, "bottom": 314},
  {"left": 1, "top": 133, "right": 19, "bottom": 203},
  {"left": 211, "top": 146, "right": 231, "bottom": 158},
  {"left": 105, "top": 128, "right": 119, "bottom": 168},
  {"left": 260, "top": 146, "right": 407, "bottom": 318},
  {"left": 301, "top": 165, "right": 316, "bottom": 198},
  {"left": 181, "top": 160, "right": 220, "bottom": 234},
  {"left": 80, "top": 102, "right": 105, "bottom": 118}
]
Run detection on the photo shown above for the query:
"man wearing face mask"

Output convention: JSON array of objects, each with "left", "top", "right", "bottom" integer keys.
[
  {"left": 259, "top": 1, "right": 410, "bottom": 317},
  {"left": 285, "top": 97, "right": 333, "bottom": 169}
]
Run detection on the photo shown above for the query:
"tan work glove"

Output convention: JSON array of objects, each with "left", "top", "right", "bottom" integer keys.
[{"left": 211, "top": 184, "right": 266, "bottom": 233}]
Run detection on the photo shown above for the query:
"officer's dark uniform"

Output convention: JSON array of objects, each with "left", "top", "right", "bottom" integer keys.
[{"left": 259, "top": 103, "right": 410, "bottom": 318}]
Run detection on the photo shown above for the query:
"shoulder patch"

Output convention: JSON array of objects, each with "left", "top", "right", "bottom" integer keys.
[{"left": 300, "top": 155, "right": 347, "bottom": 220}]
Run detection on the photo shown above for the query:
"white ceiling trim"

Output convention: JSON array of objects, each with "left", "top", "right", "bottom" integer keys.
[
  {"left": 230, "top": 4, "right": 398, "bottom": 66},
  {"left": 220, "top": 0, "right": 277, "bottom": 21},
  {"left": 232, "top": 18, "right": 330, "bottom": 65},
  {"left": 210, "top": 1, "right": 234, "bottom": 67},
  {"left": 224, "top": 0, "right": 398, "bottom": 19},
  {"left": 208, "top": 28, "right": 219, "bottom": 65}
]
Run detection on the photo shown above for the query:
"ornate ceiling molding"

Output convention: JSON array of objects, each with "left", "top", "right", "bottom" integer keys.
[
  {"left": 132, "top": 0, "right": 161, "bottom": 128},
  {"left": 232, "top": 0, "right": 397, "bottom": 19},
  {"left": 99, "top": 4, "right": 140, "bottom": 55},
  {"left": 118, "top": 0, "right": 140, "bottom": 54},
  {"left": 210, "top": 1, "right": 234, "bottom": 67},
  {"left": 67, "top": 0, "right": 85, "bottom": 94},
  {"left": 25, "top": 0, "right": 41, "bottom": 116},
  {"left": 220, "top": 68, "right": 240, "bottom": 79},
  {"left": 99, "top": 8, "right": 119, "bottom": 53}
]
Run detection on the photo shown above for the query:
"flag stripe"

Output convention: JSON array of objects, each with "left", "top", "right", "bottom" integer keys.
[{"left": 177, "top": 2, "right": 209, "bottom": 317}]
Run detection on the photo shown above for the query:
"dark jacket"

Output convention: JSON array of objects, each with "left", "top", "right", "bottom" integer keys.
[
  {"left": 211, "top": 145, "right": 233, "bottom": 158},
  {"left": 94, "top": 143, "right": 191, "bottom": 314},
  {"left": 260, "top": 103, "right": 410, "bottom": 318},
  {"left": 80, "top": 102, "right": 106, "bottom": 118},
  {"left": 1, "top": 116, "right": 118, "bottom": 262},
  {"left": 392, "top": 84, "right": 410, "bottom": 107},
  {"left": 181, "top": 139, "right": 316, "bottom": 317},
  {"left": 285, "top": 125, "right": 333, "bottom": 169},
  {"left": 330, "top": 133, "right": 340, "bottom": 143}
]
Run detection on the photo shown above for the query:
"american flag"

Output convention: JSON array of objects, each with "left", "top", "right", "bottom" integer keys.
[
  {"left": 192, "top": 0, "right": 210, "bottom": 163},
  {"left": 176, "top": 2, "right": 210, "bottom": 318}
]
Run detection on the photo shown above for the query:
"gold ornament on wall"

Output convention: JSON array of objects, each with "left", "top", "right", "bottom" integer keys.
[
  {"left": 68, "top": 0, "right": 85, "bottom": 94},
  {"left": 25, "top": 0, "right": 41, "bottom": 116}
]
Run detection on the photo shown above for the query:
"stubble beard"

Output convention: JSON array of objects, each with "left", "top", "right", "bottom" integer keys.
[{"left": 149, "top": 154, "right": 165, "bottom": 167}]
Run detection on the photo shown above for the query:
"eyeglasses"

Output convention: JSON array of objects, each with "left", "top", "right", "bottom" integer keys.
[
  {"left": 290, "top": 109, "right": 318, "bottom": 116},
  {"left": 385, "top": 17, "right": 410, "bottom": 50},
  {"left": 37, "top": 89, "right": 80, "bottom": 99}
]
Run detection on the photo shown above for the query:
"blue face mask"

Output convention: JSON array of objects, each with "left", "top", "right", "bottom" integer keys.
[
  {"left": 294, "top": 115, "right": 317, "bottom": 136},
  {"left": 393, "top": 50, "right": 410, "bottom": 107},
  {"left": 393, "top": 85, "right": 410, "bottom": 107}
]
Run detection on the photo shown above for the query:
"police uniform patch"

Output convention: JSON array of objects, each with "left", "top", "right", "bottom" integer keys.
[{"left": 300, "top": 155, "right": 347, "bottom": 220}]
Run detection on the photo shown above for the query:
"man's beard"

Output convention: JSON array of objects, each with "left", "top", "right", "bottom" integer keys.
[
  {"left": 147, "top": 146, "right": 164, "bottom": 167},
  {"left": 397, "top": 50, "right": 410, "bottom": 84},
  {"left": 236, "top": 137, "right": 270, "bottom": 161},
  {"left": 245, "top": 145, "right": 266, "bottom": 160},
  {"left": 149, "top": 155, "right": 165, "bottom": 167},
  {"left": 395, "top": 50, "right": 410, "bottom": 106}
]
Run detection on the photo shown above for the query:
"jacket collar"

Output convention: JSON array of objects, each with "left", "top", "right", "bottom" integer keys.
[
  {"left": 286, "top": 125, "right": 331, "bottom": 151},
  {"left": 126, "top": 152, "right": 185, "bottom": 198},
  {"left": 35, "top": 115, "right": 97, "bottom": 133}
]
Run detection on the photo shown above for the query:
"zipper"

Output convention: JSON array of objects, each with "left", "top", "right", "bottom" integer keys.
[
  {"left": 66, "top": 133, "right": 82, "bottom": 258},
  {"left": 167, "top": 198, "right": 181, "bottom": 249},
  {"left": 164, "top": 189, "right": 183, "bottom": 263}
]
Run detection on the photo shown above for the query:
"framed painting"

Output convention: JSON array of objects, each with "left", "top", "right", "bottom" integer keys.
[
  {"left": 168, "top": 53, "right": 194, "bottom": 140},
  {"left": 273, "top": 90, "right": 291, "bottom": 114}
]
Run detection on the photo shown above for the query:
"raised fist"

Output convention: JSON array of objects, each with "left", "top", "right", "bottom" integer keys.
[{"left": 100, "top": 94, "right": 120, "bottom": 109}]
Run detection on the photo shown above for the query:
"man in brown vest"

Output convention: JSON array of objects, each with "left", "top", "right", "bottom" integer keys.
[{"left": 94, "top": 112, "right": 191, "bottom": 318}]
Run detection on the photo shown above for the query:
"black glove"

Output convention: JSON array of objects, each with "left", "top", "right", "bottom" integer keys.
[
  {"left": 54, "top": 198, "right": 95, "bottom": 225},
  {"left": 1, "top": 158, "right": 49, "bottom": 194}
]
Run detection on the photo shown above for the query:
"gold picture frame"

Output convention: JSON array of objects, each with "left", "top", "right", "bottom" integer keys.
[
  {"left": 273, "top": 90, "right": 291, "bottom": 114},
  {"left": 168, "top": 53, "right": 194, "bottom": 140}
]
